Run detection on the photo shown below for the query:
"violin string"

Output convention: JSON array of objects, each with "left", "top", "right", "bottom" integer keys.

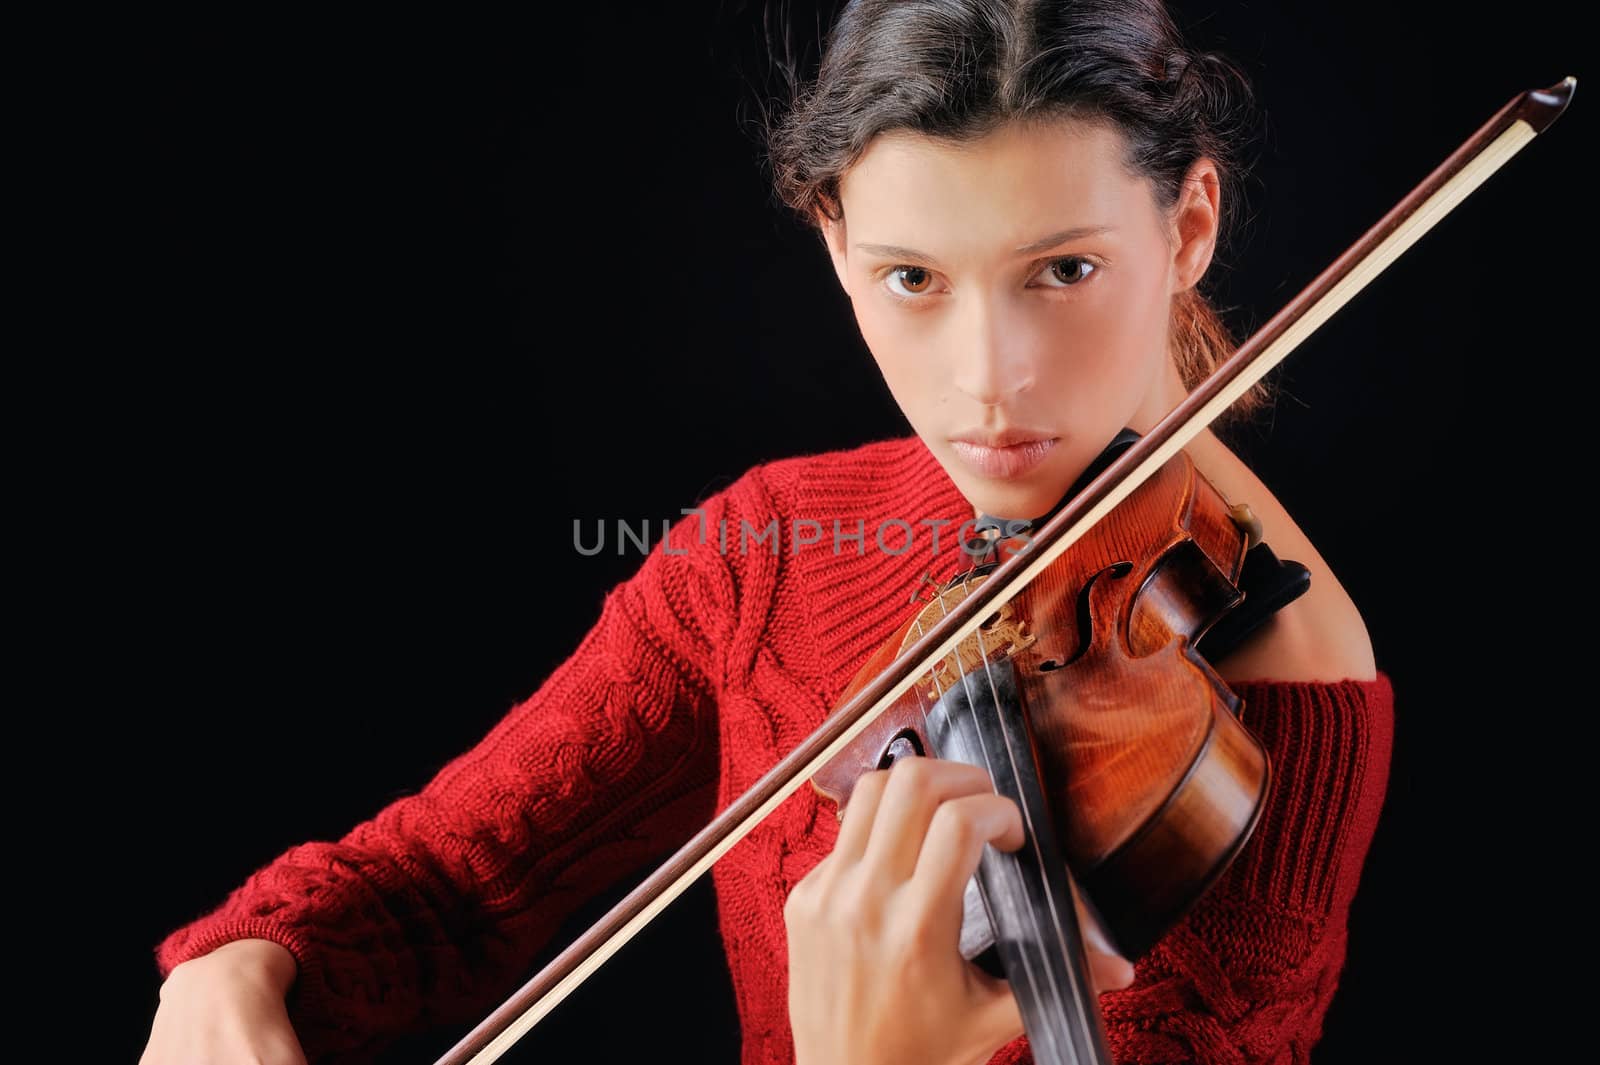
[
  {"left": 955, "top": 558, "right": 1086, "bottom": 1048},
  {"left": 969, "top": 543, "right": 1101, "bottom": 1052},
  {"left": 923, "top": 535, "right": 1086, "bottom": 1049},
  {"left": 908, "top": 579, "right": 1048, "bottom": 1033}
]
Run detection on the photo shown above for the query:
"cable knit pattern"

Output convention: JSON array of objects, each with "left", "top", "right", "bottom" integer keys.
[{"left": 155, "top": 435, "right": 1394, "bottom": 1065}]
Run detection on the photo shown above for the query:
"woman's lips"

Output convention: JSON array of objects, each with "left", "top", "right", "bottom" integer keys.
[{"left": 949, "top": 437, "right": 1058, "bottom": 479}]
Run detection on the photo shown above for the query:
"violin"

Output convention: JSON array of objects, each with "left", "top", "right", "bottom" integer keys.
[
  {"left": 435, "top": 76, "right": 1575, "bottom": 1065},
  {"left": 807, "top": 432, "right": 1287, "bottom": 1062}
]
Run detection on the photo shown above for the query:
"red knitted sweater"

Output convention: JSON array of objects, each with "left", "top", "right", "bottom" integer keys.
[{"left": 155, "top": 436, "right": 1395, "bottom": 1064}]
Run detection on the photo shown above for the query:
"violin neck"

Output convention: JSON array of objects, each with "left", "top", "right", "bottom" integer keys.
[{"left": 926, "top": 658, "right": 1113, "bottom": 1065}]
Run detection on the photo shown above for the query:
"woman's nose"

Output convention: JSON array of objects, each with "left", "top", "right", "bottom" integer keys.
[{"left": 950, "top": 297, "right": 1036, "bottom": 405}]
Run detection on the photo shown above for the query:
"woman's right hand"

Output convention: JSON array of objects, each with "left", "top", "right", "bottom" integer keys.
[
  {"left": 785, "top": 757, "right": 1136, "bottom": 1065},
  {"left": 140, "top": 938, "right": 307, "bottom": 1065}
]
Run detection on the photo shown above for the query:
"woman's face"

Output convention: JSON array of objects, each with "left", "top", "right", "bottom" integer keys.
[{"left": 820, "top": 117, "right": 1220, "bottom": 521}]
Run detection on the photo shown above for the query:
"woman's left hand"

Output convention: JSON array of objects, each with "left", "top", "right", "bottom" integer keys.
[{"left": 784, "top": 756, "right": 1134, "bottom": 1065}]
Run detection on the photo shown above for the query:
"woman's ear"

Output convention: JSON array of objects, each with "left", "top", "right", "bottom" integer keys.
[
  {"left": 1169, "top": 158, "right": 1221, "bottom": 293},
  {"left": 816, "top": 209, "right": 851, "bottom": 298}
]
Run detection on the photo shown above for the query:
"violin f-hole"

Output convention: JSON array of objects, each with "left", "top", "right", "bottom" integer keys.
[
  {"left": 1060, "top": 560, "right": 1134, "bottom": 668},
  {"left": 876, "top": 731, "right": 924, "bottom": 769}
]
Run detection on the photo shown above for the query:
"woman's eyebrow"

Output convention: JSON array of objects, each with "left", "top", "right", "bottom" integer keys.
[{"left": 855, "top": 224, "right": 1116, "bottom": 264}]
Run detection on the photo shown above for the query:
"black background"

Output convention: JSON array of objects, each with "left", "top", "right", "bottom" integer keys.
[{"left": 37, "top": 2, "right": 1584, "bottom": 1062}]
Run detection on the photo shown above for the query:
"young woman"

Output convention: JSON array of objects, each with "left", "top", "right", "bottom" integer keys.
[{"left": 140, "top": 2, "right": 1392, "bottom": 1063}]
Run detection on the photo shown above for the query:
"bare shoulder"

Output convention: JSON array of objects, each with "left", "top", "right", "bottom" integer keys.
[{"left": 1188, "top": 431, "right": 1378, "bottom": 685}]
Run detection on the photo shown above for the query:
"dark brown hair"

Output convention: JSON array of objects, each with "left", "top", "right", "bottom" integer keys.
[{"left": 764, "top": 0, "right": 1271, "bottom": 424}]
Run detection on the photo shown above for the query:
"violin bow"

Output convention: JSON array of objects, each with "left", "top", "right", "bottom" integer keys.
[{"left": 436, "top": 75, "right": 1575, "bottom": 1065}]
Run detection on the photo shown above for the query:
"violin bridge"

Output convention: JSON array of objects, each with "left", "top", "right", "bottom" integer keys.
[{"left": 903, "top": 577, "right": 1037, "bottom": 700}]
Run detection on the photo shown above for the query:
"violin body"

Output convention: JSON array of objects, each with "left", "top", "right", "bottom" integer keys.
[{"left": 812, "top": 444, "right": 1272, "bottom": 960}]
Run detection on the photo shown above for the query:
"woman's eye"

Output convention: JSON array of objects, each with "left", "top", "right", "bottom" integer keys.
[
  {"left": 882, "top": 258, "right": 1094, "bottom": 300},
  {"left": 1035, "top": 257, "right": 1096, "bottom": 287},
  {"left": 885, "top": 266, "right": 937, "bottom": 298}
]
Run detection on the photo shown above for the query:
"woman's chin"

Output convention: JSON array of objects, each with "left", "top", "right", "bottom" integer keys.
[
  {"left": 945, "top": 442, "right": 1103, "bottom": 525},
  {"left": 938, "top": 439, "right": 1093, "bottom": 525},
  {"left": 958, "top": 480, "right": 1069, "bottom": 524}
]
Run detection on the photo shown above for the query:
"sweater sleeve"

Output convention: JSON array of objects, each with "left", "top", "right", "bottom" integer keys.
[
  {"left": 987, "top": 673, "right": 1396, "bottom": 1065},
  {"left": 153, "top": 482, "right": 749, "bottom": 1063}
]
